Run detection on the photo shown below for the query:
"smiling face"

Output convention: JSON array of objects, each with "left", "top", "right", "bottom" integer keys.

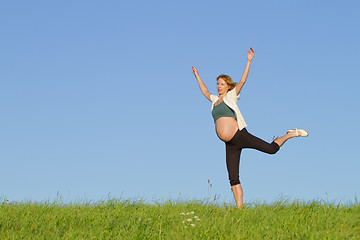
[{"left": 217, "top": 78, "right": 230, "bottom": 95}]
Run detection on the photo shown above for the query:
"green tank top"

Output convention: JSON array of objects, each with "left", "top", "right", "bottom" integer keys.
[{"left": 212, "top": 101, "right": 236, "bottom": 122}]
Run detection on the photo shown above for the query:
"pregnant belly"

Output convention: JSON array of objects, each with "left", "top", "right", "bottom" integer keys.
[{"left": 215, "top": 117, "right": 239, "bottom": 142}]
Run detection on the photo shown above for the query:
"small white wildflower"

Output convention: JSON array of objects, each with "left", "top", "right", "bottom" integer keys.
[
  {"left": 185, "top": 226, "right": 188, "bottom": 228},
  {"left": 186, "top": 212, "right": 190, "bottom": 215},
  {"left": 196, "top": 218, "right": 200, "bottom": 221},
  {"left": 182, "top": 221, "right": 185, "bottom": 223},
  {"left": 187, "top": 219, "right": 192, "bottom": 222},
  {"left": 190, "top": 224, "right": 195, "bottom": 227},
  {"left": 180, "top": 213, "right": 185, "bottom": 215},
  {"left": 194, "top": 216, "right": 199, "bottom": 219},
  {"left": 190, "top": 212, "right": 195, "bottom": 214}
]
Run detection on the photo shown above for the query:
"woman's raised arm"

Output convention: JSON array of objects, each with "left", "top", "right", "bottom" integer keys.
[
  {"left": 235, "top": 47, "right": 255, "bottom": 96},
  {"left": 192, "top": 66, "right": 211, "bottom": 101}
]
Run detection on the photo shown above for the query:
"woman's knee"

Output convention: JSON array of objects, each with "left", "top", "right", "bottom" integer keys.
[{"left": 269, "top": 142, "right": 280, "bottom": 154}]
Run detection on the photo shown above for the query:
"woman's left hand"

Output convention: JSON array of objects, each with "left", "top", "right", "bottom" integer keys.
[{"left": 247, "top": 47, "right": 255, "bottom": 61}]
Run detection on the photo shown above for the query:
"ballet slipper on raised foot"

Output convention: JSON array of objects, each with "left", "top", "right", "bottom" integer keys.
[{"left": 287, "top": 129, "right": 309, "bottom": 137}]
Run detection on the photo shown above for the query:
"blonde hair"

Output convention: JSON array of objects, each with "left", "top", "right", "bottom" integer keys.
[{"left": 217, "top": 74, "right": 236, "bottom": 91}]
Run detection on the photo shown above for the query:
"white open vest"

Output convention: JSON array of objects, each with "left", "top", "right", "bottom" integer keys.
[{"left": 210, "top": 87, "right": 247, "bottom": 131}]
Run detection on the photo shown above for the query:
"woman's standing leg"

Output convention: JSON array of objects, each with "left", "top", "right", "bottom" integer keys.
[
  {"left": 226, "top": 130, "right": 244, "bottom": 209},
  {"left": 231, "top": 184, "right": 244, "bottom": 209},
  {"left": 229, "top": 128, "right": 281, "bottom": 209}
]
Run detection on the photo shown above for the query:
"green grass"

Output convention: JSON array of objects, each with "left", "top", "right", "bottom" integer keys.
[{"left": 1, "top": 197, "right": 359, "bottom": 239}]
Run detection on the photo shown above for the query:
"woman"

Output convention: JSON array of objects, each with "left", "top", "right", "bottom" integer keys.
[{"left": 192, "top": 47, "right": 308, "bottom": 209}]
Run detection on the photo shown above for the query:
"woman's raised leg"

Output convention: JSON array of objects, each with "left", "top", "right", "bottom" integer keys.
[
  {"left": 273, "top": 131, "right": 298, "bottom": 147},
  {"left": 241, "top": 129, "right": 280, "bottom": 154}
]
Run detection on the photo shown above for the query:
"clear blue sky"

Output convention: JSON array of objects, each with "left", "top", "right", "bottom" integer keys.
[{"left": 1, "top": 0, "right": 359, "bottom": 205}]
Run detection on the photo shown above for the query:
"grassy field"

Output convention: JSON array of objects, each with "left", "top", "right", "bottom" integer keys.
[{"left": 1, "top": 197, "right": 359, "bottom": 239}]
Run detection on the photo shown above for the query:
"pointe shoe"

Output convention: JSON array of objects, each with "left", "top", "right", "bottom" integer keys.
[{"left": 287, "top": 129, "right": 309, "bottom": 137}]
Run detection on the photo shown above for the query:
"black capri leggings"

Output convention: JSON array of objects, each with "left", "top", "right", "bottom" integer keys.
[{"left": 225, "top": 128, "right": 280, "bottom": 186}]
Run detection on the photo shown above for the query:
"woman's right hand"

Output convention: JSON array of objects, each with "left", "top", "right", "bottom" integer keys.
[
  {"left": 193, "top": 65, "right": 211, "bottom": 101},
  {"left": 192, "top": 66, "right": 199, "bottom": 77}
]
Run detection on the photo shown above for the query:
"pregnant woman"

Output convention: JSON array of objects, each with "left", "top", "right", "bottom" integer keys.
[{"left": 192, "top": 47, "right": 308, "bottom": 209}]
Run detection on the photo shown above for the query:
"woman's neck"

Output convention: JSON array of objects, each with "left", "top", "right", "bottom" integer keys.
[{"left": 219, "top": 93, "right": 226, "bottom": 98}]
